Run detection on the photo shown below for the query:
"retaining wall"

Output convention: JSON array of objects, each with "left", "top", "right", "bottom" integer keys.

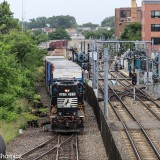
[{"left": 85, "top": 84, "right": 122, "bottom": 160}]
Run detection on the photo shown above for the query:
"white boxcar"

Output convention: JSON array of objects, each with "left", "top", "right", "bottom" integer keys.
[{"left": 45, "top": 56, "right": 82, "bottom": 88}]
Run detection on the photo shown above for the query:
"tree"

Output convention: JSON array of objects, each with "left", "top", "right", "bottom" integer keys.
[
  {"left": 48, "top": 28, "right": 70, "bottom": 40},
  {"left": 0, "top": 1, "right": 20, "bottom": 34},
  {"left": 2, "top": 31, "right": 37, "bottom": 62},
  {"left": 82, "top": 30, "right": 97, "bottom": 39},
  {"left": 80, "top": 22, "right": 99, "bottom": 30},
  {"left": 120, "top": 22, "right": 141, "bottom": 40},
  {"left": 96, "top": 28, "right": 114, "bottom": 39},
  {"left": 47, "top": 15, "right": 77, "bottom": 29},
  {"left": 82, "top": 28, "right": 114, "bottom": 40},
  {"left": 0, "top": 2, "right": 47, "bottom": 124},
  {"left": 31, "top": 29, "right": 43, "bottom": 36},
  {"left": 101, "top": 16, "right": 115, "bottom": 28},
  {"left": 24, "top": 15, "right": 77, "bottom": 29},
  {"left": 35, "top": 33, "right": 49, "bottom": 44},
  {"left": 27, "top": 17, "right": 48, "bottom": 29}
]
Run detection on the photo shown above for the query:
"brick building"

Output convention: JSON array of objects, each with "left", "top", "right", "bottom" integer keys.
[
  {"left": 115, "top": 0, "right": 160, "bottom": 52},
  {"left": 142, "top": 0, "right": 160, "bottom": 52},
  {"left": 115, "top": 0, "right": 142, "bottom": 39}
]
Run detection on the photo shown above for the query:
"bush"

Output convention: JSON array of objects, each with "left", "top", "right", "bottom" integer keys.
[
  {"left": 23, "top": 113, "right": 40, "bottom": 121},
  {"left": 0, "top": 108, "right": 19, "bottom": 122}
]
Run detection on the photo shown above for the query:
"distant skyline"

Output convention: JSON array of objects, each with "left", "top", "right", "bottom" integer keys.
[{"left": 2, "top": 0, "right": 142, "bottom": 25}]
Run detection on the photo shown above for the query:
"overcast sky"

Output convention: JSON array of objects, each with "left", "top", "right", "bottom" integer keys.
[{"left": 2, "top": 0, "right": 142, "bottom": 25}]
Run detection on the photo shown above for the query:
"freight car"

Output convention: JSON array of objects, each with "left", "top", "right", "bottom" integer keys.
[
  {"left": 48, "top": 40, "right": 68, "bottom": 51},
  {"left": 45, "top": 56, "right": 85, "bottom": 132}
]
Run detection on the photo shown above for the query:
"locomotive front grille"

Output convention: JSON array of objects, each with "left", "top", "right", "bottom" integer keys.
[{"left": 57, "top": 98, "right": 78, "bottom": 108}]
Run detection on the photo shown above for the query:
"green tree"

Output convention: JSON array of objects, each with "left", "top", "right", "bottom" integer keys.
[
  {"left": 0, "top": 1, "right": 47, "bottom": 125},
  {"left": 101, "top": 16, "right": 115, "bottom": 28},
  {"left": 24, "top": 15, "right": 77, "bottom": 29},
  {"left": 27, "top": 17, "right": 48, "bottom": 29},
  {"left": 121, "top": 22, "right": 141, "bottom": 40},
  {"left": 31, "top": 29, "right": 43, "bottom": 36},
  {"left": 80, "top": 22, "right": 99, "bottom": 30},
  {"left": 47, "top": 15, "right": 77, "bottom": 29},
  {"left": 48, "top": 28, "right": 70, "bottom": 40},
  {"left": 82, "top": 30, "right": 97, "bottom": 39},
  {"left": 0, "top": 1, "right": 20, "bottom": 34},
  {"left": 2, "top": 31, "right": 37, "bottom": 62},
  {"left": 35, "top": 33, "right": 49, "bottom": 44},
  {"left": 96, "top": 28, "right": 114, "bottom": 39},
  {"left": 82, "top": 28, "right": 114, "bottom": 40}
]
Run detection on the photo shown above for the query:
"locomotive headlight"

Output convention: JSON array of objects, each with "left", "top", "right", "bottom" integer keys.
[
  {"left": 64, "top": 89, "right": 70, "bottom": 93},
  {"left": 58, "top": 112, "right": 62, "bottom": 115}
]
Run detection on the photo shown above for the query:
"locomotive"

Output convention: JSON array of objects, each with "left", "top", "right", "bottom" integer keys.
[{"left": 45, "top": 56, "right": 85, "bottom": 132}]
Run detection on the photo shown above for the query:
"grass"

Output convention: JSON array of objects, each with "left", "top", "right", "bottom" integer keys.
[
  {"left": 0, "top": 117, "right": 27, "bottom": 143},
  {"left": 0, "top": 95, "right": 44, "bottom": 143},
  {"left": 0, "top": 113, "right": 41, "bottom": 143},
  {"left": 0, "top": 99, "right": 40, "bottom": 143}
]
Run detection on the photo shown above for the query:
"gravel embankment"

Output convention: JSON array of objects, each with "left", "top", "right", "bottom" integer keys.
[{"left": 79, "top": 102, "right": 108, "bottom": 160}]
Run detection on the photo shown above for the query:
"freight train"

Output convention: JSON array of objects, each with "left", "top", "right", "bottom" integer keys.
[{"left": 45, "top": 56, "right": 85, "bottom": 132}]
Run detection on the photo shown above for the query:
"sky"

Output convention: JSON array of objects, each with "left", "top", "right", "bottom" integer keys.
[{"left": 2, "top": 0, "right": 142, "bottom": 25}]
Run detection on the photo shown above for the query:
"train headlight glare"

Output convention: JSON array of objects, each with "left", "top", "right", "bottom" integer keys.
[
  {"left": 65, "top": 89, "right": 70, "bottom": 93},
  {"left": 58, "top": 112, "right": 62, "bottom": 115}
]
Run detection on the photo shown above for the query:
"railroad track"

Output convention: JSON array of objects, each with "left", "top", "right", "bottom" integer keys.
[
  {"left": 56, "top": 133, "right": 79, "bottom": 160},
  {"left": 108, "top": 71, "right": 160, "bottom": 119},
  {"left": 98, "top": 72, "right": 160, "bottom": 159},
  {"left": 17, "top": 133, "right": 79, "bottom": 160}
]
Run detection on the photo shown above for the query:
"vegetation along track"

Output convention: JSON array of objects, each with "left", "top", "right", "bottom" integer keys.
[
  {"left": 98, "top": 73, "right": 160, "bottom": 159},
  {"left": 16, "top": 133, "right": 79, "bottom": 160}
]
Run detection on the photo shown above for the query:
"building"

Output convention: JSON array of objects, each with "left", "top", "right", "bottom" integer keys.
[
  {"left": 142, "top": 0, "right": 160, "bottom": 52},
  {"left": 115, "top": 0, "right": 160, "bottom": 52},
  {"left": 115, "top": 0, "right": 142, "bottom": 39},
  {"left": 43, "top": 27, "right": 55, "bottom": 35}
]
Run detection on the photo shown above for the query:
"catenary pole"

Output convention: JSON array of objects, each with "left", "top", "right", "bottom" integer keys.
[{"left": 104, "top": 48, "right": 109, "bottom": 118}]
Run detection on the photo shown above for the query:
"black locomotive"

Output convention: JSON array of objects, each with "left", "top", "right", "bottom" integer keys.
[{"left": 50, "top": 79, "right": 85, "bottom": 132}]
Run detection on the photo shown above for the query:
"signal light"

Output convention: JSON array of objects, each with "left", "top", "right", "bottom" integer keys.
[{"left": 132, "top": 73, "right": 137, "bottom": 85}]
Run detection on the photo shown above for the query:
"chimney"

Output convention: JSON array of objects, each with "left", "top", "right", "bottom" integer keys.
[{"left": 131, "top": 0, "right": 137, "bottom": 22}]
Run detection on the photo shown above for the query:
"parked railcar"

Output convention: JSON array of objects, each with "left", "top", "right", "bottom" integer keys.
[
  {"left": 48, "top": 40, "right": 68, "bottom": 51},
  {"left": 45, "top": 56, "right": 85, "bottom": 132}
]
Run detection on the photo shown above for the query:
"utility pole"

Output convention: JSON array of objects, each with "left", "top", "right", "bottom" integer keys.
[
  {"left": 22, "top": 0, "right": 24, "bottom": 32},
  {"left": 145, "top": 43, "right": 149, "bottom": 90},
  {"left": 104, "top": 48, "right": 109, "bottom": 118},
  {"left": 91, "top": 40, "right": 99, "bottom": 97}
]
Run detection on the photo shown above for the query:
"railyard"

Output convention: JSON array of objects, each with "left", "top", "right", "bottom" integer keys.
[
  {"left": 1, "top": 0, "right": 160, "bottom": 159},
  {"left": 4, "top": 38, "right": 160, "bottom": 160}
]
